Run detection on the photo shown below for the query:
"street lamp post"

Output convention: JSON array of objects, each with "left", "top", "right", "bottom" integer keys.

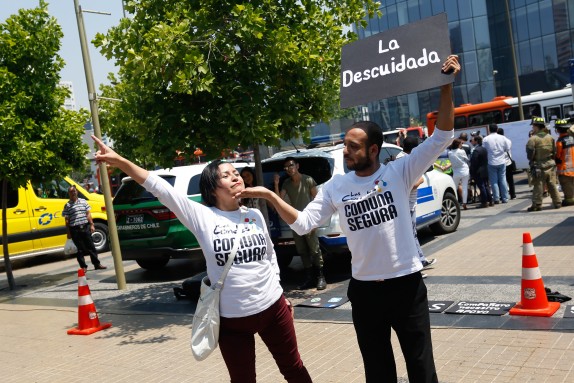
[
  {"left": 74, "top": 0, "right": 126, "bottom": 289},
  {"left": 505, "top": 0, "right": 524, "bottom": 121}
]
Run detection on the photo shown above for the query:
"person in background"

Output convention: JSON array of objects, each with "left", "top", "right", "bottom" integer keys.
[
  {"left": 433, "top": 149, "right": 452, "bottom": 176},
  {"left": 274, "top": 157, "right": 326, "bottom": 291},
  {"left": 497, "top": 127, "right": 516, "bottom": 199},
  {"left": 458, "top": 132, "right": 471, "bottom": 157},
  {"left": 554, "top": 119, "right": 574, "bottom": 206},
  {"left": 92, "top": 137, "right": 313, "bottom": 383},
  {"left": 483, "top": 123, "right": 511, "bottom": 204},
  {"left": 527, "top": 130, "right": 535, "bottom": 188},
  {"left": 63, "top": 186, "right": 107, "bottom": 272},
  {"left": 441, "top": 139, "right": 470, "bottom": 210},
  {"left": 238, "top": 54, "right": 461, "bottom": 383},
  {"left": 240, "top": 167, "right": 260, "bottom": 210},
  {"left": 470, "top": 135, "right": 492, "bottom": 208},
  {"left": 526, "top": 117, "right": 561, "bottom": 211},
  {"left": 396, "top": 135, "right": 437, "bottom": 276}
]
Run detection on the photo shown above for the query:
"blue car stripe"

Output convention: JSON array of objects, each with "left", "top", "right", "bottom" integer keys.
[{"left": 417, "top": 186, "right": 434, "bottom": 204}]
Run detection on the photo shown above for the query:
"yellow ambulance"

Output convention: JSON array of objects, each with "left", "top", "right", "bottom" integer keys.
[{"left": 0, "top": 177, "right": 109, "bottom": 261}]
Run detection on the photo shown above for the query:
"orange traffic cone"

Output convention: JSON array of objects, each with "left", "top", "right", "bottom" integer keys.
[
  {"left": 509, "top": 233, "right": 560, "bottom": 317},
  {"left": 67, "top": 268, "right": 112, "bottom": 335}
]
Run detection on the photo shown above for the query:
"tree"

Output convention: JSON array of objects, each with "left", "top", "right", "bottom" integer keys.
[
  {"left": 94, "top": 0, "right": 379, "bottom": 167},
  {"left": 0, "top": 1, "right": 90, "bottom": 289}
]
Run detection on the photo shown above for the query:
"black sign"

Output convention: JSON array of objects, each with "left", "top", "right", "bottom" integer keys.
[
  {"left": 445, "top": 301, "right": 515, "bottom": 316},
  {"left": 340, "top": 13, "right": 453, "bottom": 109},
  {"left": 428, "top": 301, "right": 454, "bottom": 313},
  {"left": 564, "top": 305, "right": 574, "bottom": 318}
]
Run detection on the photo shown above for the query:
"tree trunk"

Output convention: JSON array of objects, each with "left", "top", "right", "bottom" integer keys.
[
  {"left": 2, "top": 179, "right": 16, "bottom": 290},
  {"left": 252, "top": 145, "right": 271, "bottom": 228}
]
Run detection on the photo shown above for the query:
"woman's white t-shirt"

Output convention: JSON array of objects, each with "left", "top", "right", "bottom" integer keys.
[
  {"left": 447, "top": 148, "right": 470, "bottom": 177},
  {"left": 143, "top": 174, "right": 282, "bottom": 318}
]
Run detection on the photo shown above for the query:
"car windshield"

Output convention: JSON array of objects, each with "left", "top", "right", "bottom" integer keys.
[
  {"left": 262, "top": 156, "right": 334, "bottom": 190},
  {"left": 114, "top": 175, "right": 176, "bottom": 204}
]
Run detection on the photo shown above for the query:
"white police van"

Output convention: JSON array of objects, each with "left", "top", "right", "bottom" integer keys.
[{"left": 261, "top": 141, "right": 460, "bottom": 267}]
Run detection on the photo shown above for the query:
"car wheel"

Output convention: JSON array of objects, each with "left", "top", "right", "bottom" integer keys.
[
  {"left": 92, "top": 222, "right": 109, "bottom": 253},
  {"left": 136, "top": 257, "right": 170, "bottom": 270},
  {"left": 429, "top": 191, "right": 460, "bottom": 235}
]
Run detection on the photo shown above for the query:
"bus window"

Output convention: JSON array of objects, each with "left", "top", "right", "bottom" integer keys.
[
  {"left": 524, "top": 104, "right": 541, "bottom": 120},
  {"left": 468, "top": 110, "right": 503, "bottom": 126},
  {"left": 503, "top": 108, "right": 513, "bottom": 122},
  {"left": 508, "top": 104, "right": 542, "bottom": 121},
  {"left": 564, "top": 104, "right": 574, "bottom": 119},
  {"left": 545, "top": 106, "right": 561, "bottom": 121},
  {"left": 454, "top": 116, "right": 467, "bottom": 129}
]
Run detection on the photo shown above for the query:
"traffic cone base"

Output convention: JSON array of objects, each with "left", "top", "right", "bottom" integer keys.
[
  {"left": 510, "top": 233, "right": 559, "bottom": 317},
  {"left": 68, "top": 268, "right": 112, "bottom": 335},
  {"left": 509, "top": 301, "right": 560, "bottom": 317},
  {"left": 68, "top": 322, "right": 112, "bottom": 335}
]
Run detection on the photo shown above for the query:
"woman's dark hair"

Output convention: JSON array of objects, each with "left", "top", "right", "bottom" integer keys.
[
  {"left": 240, "top": 166, "right": 257, "bottom": 186},
  {"left": 449, "top": 138, "right": 463, "bottom": 150},
  {"left": 200, "top": 160, "right": 225, "bottom": 207}
]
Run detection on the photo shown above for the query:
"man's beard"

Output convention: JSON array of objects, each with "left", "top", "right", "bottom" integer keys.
[{"left": 347, "top": 155, "right": 374, "bottom": 171}]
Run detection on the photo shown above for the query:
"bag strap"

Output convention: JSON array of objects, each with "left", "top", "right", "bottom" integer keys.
[{"left": 213, "top": 206, "right": 248, "bottom": 289}]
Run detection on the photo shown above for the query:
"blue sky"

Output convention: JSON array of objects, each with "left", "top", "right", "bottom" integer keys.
[{"left": 1, "top": 0, "right": 125, "bottom": 110}]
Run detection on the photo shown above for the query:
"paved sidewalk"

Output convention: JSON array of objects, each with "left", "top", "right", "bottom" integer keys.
[{"left": 1, "top": 175, "right": 574, "bottom": 382}]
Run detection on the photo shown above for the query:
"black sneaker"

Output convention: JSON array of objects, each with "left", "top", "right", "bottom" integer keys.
[{"left": 422, "top": 258, "right": 437, "bottom": 270}]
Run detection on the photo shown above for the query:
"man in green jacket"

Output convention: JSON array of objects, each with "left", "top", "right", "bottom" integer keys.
[{"left": 526, "top": 117, "right": 561, "bottom": 211}]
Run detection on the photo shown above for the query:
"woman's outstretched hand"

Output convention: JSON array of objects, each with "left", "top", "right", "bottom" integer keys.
[
  {"left": 91, "top": 135, "right": 149, "bottom": 185},
  {"left": 92, "top": 135, "right": 121, "bottom": 167},
  {"left": 234, "top": 186, "right": 273, "bottom": 201}
]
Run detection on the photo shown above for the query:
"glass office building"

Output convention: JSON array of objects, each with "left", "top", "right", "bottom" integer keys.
[{"left": 352, "top": 0, "right": 574, "bottom": 131}]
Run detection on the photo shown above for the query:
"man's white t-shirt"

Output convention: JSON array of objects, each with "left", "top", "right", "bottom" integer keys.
[
  {"left": 143, "top": 175, "right": 282, "bottom": 318},
  {"left": 291, "top": 129, "right": 453, "bottom": 281}
]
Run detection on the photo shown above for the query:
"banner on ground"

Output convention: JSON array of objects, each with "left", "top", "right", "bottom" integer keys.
[
  {"left": 445, "top": 301, "right": 515, "bottom": 316},
  {"left": 296, "top": 295, "right": 349, "bottom": 309},
  {"left": 340, "top": 13, "right": 453, "bottom": 109}
]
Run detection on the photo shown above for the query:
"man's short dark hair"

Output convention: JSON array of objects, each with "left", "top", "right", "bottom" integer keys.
[
  {"left": 473, "top": 135, "right": 483, "bottom": 145},
  {"left": 348, "top": 121, "right": 383, "bottom": 156},
  {"left": 458, "top": 132, "right": 468, "bottom": 141},
  {"left": 402, "top": 136, "right": 420, "bottom": 154},
  {"left": 488, "top": 123, "right": 498, "bottom": 133},
  {"left": 283, "top": 157, "right": 298, "bottom": 165}
]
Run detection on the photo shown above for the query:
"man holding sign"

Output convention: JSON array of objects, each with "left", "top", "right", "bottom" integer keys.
[{"left": 237, "top": 55, "right": 461, "bottom": 382}]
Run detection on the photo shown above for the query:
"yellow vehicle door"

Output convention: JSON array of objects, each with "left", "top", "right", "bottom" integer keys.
[
  {"left": 28, "top": 179, "right": 71, "bottom": 250},
  {"left": 0, "top": 184, "right": 38, "bottom": 257}
]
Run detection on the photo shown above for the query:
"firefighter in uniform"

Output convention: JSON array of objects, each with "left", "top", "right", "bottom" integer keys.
[
  {"left": 554, "top": 119, "right": 574, "bottom": 206},
  {"left": 526, "top": 117, "right": 561, "bottom": 211}
]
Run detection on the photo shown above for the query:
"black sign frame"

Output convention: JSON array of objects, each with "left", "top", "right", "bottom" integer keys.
[{"left": 340, "top": 13, "right": 453, "bottom": 109}]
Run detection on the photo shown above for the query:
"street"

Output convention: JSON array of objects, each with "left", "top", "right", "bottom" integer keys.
[{"left": 1, "top": 172, "right": 574, "bottom": 382}]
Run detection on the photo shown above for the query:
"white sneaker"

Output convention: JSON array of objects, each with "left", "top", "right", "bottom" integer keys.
[{"left": 422, "top": 258, "right": 437, "bottom": 270}]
